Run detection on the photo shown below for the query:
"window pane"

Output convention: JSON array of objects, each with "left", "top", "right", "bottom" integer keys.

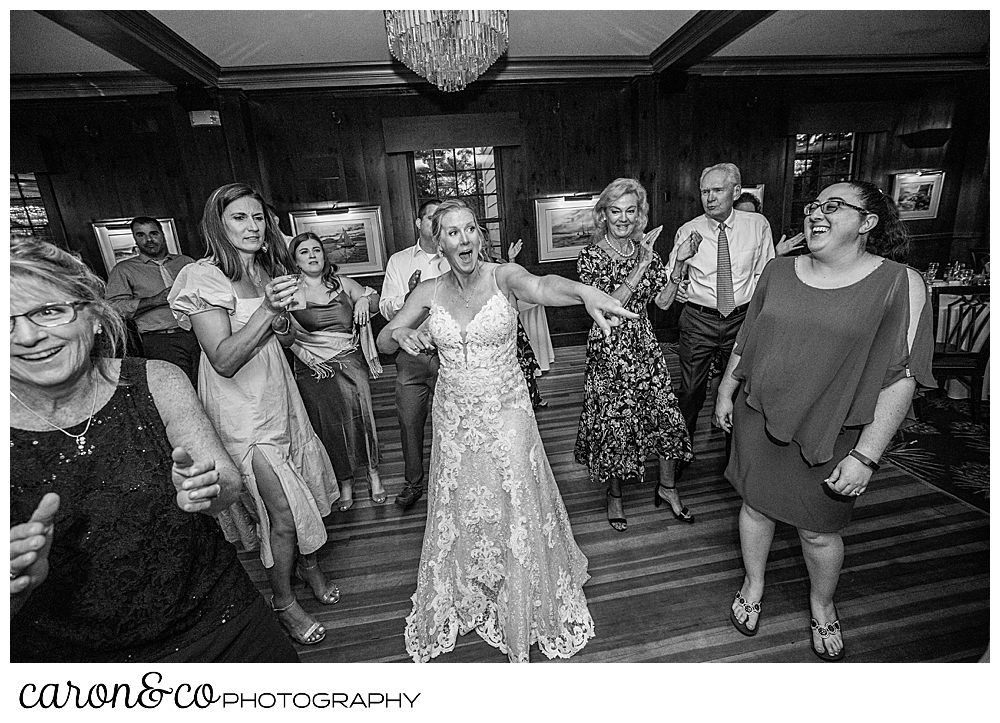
[
  {"left": 453, "top": 148, "right": 475, "bottom": 170},
  {"left": 457, "top": 171, "right": 478, "bottom": 196},
  {"left": 481, "top": 168, "right": 498, "bottom": 195},
  {"left": 437, "top": 175, "right": 457, "bottom": 198},
  {"left": 474, "top": 147, "right": 495, "bottom": 169},
  {"left": 415, "top": 171, "right": 436, "bottom": 199},
  {"left": 460, "top": 195, "right": 485, "bottom": 218},
  {"left": 483, "top": 194, "right": 499, "bottom": 219},
  {"left": 413, "top": 151, "right": 433, "bottom": 174},
  {"left": 435, "top": 149, "right": 455, "bottom": 172}
]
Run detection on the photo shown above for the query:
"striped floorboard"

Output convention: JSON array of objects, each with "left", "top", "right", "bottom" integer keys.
[{"left": 238, "top": 345, "right": 990, "bottom": 663}]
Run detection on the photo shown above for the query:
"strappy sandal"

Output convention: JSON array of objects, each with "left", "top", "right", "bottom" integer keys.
[
  {"left": 730, "top": 590, "right": 761, "bottom": 636},
  {"left": 606, "top": 489, "right": 627, "bottom": 532},
  {"left": 654, "top": 482, "right": 694, "bottom": 523},
  {"left": 271, "top": 597, "right": 325, "bottom": 646},
  {"left": 338, "top": 479, "right": 354, "bottom": 512},
  {"left": 811, "top": 615, "right": 846, "bottom": 661},
  {"left": 295, "top": 561, "right": 341, "bottom": 605},
  {"left": 367, "top": 472, "right": 387, "bottom": 505}
]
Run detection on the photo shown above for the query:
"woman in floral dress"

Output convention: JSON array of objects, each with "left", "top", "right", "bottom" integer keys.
[{"left": 575, "top": 178, "right": 698, "bottom": 532}]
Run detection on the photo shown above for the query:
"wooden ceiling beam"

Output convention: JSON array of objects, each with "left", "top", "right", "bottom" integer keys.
[
  {"left": 650, "top": 10, "right": 776, "bottom": 73},
  {"left": 37, "top": 10, "right": 219, "bottom": 88}
]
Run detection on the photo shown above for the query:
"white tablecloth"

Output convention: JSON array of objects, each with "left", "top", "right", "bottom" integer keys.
[
  {"left": 517, "top": 301, "right": 555, "bottom": 373},
  {"left": 934, "top": 288, "right": 989, "bottom": 400}
]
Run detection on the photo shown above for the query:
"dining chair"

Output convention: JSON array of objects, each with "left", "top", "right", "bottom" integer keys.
[{"left": 930, "top": 286, "right": 990, "bottom": 422}]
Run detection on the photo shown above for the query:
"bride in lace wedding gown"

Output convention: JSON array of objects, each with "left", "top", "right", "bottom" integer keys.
[{"left": 378, "top": 200, "right": 637, "bottom": 663}]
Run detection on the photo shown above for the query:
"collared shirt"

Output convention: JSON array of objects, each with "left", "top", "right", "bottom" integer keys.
[
  {"left": 379, "top": 241, "right": 450, "bottom": 320},
  {"left": 668, "top": 209, "right": 774, "bottom": 309},
  {"left": 105, "top": 252, "right": 197, "bottom": 333}
]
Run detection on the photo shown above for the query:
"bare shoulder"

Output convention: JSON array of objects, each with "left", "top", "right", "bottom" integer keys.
[
  {"left": 904, "top": 266, "right": 927, "bottom": 309},
  {"left": 339, "top": 275, "right": 364, "bottom": 295}
]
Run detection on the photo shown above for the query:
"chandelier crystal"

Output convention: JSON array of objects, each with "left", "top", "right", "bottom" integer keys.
[{"left": 384, "top": 10, "right": 509, "bottom": 93}]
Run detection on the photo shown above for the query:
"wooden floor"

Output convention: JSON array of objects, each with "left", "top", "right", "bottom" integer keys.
[{"left": 238, "top": 345, "right": 990, "bottom": 663}]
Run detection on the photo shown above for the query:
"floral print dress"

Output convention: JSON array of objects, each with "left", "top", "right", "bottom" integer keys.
[{"left": 574, "top": 245, "right": 693, "bottom": 483}]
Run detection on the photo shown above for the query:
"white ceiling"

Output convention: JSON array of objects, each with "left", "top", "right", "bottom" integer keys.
[{"left": 9, "top": 9, "right": 990, "bottom": 77}]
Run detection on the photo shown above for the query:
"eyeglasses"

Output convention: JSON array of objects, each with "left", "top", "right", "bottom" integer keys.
[
  {"left": 10, "top": 301, "right": 89, "bottom": 333},
  {"left": 803, "top": 199, "right": 871, "bottom": 216}
]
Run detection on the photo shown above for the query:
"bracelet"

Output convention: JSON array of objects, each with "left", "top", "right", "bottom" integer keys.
[
  {"left": 271, "top": 315, "right": 291, "bottom": 335},
  {"left": 849, "top": 449, "right": 880, "bottom": 472},
  {"left": 622, "top": 279, "right": 637, "bottom": 294}
]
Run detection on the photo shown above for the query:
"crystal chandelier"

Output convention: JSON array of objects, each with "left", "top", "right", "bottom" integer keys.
[{"left": 384, "top": 10, "right": 509, "bottom": 93}]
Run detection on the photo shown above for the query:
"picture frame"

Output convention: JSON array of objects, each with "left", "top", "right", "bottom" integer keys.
[
  {"left": 92, "top": 217, "right": 181, "bottom": 275},
  {"left": 741, "top": 184, "right": 764, "bottom": 207},
  {"left": 289, "top": 206, "right": 387, "bottom": 276},
  {"left": 892, "top": 171, "right": 945, "bottom": 220},
  {"left": 534, "top": 195, "right": 598, "bottom": 263}
]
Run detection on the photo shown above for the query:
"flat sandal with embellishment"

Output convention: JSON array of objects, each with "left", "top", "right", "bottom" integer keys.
[{"left": 730, "top": 590, "right": 761, "bottom": 637}]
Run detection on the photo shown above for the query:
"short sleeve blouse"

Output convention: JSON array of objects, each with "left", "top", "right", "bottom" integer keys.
[
  {"left": 168, "top": 260, "right": 237, "bottom": 329},
  {"left": 733, "top": 257, "right": 935, "bottom": 465}
]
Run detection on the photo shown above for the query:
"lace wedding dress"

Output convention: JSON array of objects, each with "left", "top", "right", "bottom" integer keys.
[{"left": 403, "top": 271, "right": 595, "bottom": 663}]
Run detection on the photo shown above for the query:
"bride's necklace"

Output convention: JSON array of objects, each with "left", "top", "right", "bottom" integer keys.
[
  {"left": 605, "top": 233, "right": 636, "bottom": 259},
  {"left": 10, "top": 380, "right": 101, "bottom": 455},
  {"left": 454, "top": 265, "right": 483, "bottom": 307}
]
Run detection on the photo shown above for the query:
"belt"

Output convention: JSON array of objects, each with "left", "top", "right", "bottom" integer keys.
[
  {"left": 142, "top": 327, "right": 188, "bottom": 335},
  {"left": 685, "top": 302, "right": 749, "bottom": 318}
]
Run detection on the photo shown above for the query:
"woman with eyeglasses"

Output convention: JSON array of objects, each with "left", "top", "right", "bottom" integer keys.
[
  {"left": 713, "top": 181, "right": 935, "bottom": 661},
  {"left": 9, "top": 238, "right": 299, "bottom": 662}
]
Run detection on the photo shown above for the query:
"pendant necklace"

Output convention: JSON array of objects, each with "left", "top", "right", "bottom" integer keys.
[
  {"left": 455, "top": 265, "right": 482, "bottom": 307},
  {"left": 605, "top": 233, "right": 636, "bottom": 259},
  {"left": 11, "top": 379, "right": 101, "bottom": 455}
]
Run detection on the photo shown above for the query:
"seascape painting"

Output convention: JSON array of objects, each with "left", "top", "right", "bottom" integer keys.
[
  {"left": 289, "top": 207, "right": 387, "bottom": 276},
  {"left": 535, "top": 196, "right": 598, "bottom": 263}
]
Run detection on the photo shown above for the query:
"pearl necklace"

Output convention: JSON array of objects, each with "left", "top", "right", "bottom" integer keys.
[
  {"left": 605, "top": 233, "right": 636, "bottom": 259},
  {"left": 11, "top": 380, "right": 101, "bottom": 455}
]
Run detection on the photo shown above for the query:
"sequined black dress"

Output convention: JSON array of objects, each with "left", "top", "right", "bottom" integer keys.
[{"left": 10, "top": 358, "right": 266, "bottom": 662}]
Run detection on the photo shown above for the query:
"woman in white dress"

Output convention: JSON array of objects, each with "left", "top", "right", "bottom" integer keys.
[
  {"left": 169, "top": 183, "right": 340, "bottom": 647},
  {"left": 377, "top": 199, "right": 637, "bottom": 662}
]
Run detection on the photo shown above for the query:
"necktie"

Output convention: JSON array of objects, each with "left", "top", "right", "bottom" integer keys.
[
  {"left": 716, "top": 224, "right": 736, "bottom": 316},
  {"left": 154, "top": 258, "right": 174, "bottom": 290}
]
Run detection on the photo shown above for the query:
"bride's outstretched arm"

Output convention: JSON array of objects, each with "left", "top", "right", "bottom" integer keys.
[{"left": 497, "top": 263, "right": 638, "bottom": 337}]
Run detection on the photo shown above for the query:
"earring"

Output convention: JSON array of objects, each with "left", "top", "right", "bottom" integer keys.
[
  {"left": 95, "top": 324, "right": 104, "bottom": 335},
  {"left": 261, "top": 242, "right": 269, "bottom": 252}
]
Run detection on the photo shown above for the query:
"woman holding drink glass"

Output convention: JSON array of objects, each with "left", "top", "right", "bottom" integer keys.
[{"left": 170, "top": 183, "right": 341, "bottom": 647}]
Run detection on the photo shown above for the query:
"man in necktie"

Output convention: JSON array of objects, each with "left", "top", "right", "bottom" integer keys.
[
  {"left": 666, "top": 163, "right": 774, "bottom": 461},
  {"left": 379, "top": 198, "right": 448, "bottom": 510},
  {"left": 105, "top": 216, "right": 200, "bottom": 384}
]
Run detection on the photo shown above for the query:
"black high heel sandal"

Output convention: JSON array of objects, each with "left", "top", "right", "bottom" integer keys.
[
  {"left": 654, "top": 482, "right": 694, "bottom": 523},
  {"left": 606, "top": 489, "right": 627, "bottom": 532}
]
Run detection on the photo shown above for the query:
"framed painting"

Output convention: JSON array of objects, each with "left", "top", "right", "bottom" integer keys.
[
  {"left": 534, "top": 195, "right": 598, "bottom": 263},
  {"left": 289, "top": 206, "right": 387, "bottom": 276},
  {"left": 892, "top": 171, "right": 945, "bottom": 220},
  {"left": 92, "top": 217, "right": 181, "bottom": 275}
]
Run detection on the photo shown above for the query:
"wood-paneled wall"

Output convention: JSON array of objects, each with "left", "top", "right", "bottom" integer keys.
[{"left": 11, "top": 69, "right": 988, "bottom": 340}]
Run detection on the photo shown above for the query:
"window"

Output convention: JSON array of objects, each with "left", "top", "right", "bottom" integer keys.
[
  {"left": 413, "top": 146, "right": 502, "bottom": 260},
  {"left": 789, "top": 133, "right": 856, "bottom": 231},
  {"left": 10, "top": 173, "right": 54, "bottom": 243}
]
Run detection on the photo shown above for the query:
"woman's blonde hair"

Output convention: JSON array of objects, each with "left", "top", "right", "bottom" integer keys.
[
  {"left": 592, "top": 178, "right": 649, "bottom": 243},
  {"left": 10, "top": 237, "right": 127, "bottom": 375}
]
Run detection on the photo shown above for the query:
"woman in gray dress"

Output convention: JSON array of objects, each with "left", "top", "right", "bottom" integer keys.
[{"left": 714, "top": 180, "right": 934, "bottom": 661}]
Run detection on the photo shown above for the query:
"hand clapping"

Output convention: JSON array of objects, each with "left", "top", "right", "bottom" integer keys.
[
  {"left": 637, "top": 226, "right": 664, "bottom": 267},
  {"left": 10, "top": 492, "right": 60, "bottom": 598},
  {"left": 677, "top": 230, "right": 702, "bottom": 262}
]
